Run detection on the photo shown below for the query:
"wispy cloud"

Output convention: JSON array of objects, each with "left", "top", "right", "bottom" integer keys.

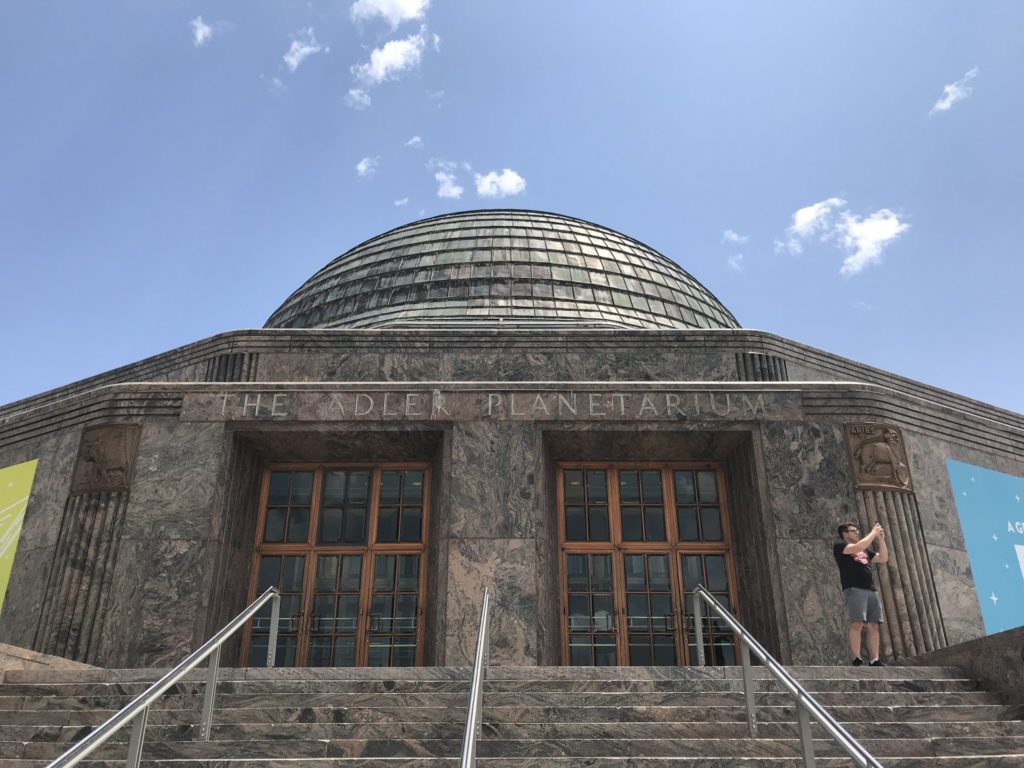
[
  {"left": 727, "top": 254, "right": 745, "bottom": 273},
  {"left": 930, "top": 67, "right": 979, "bottom": 115},
  {"left": 356, "top": 156, "right": 379, "bottom": 178},
  {"left": 435, "top": 171, "right": 463, "bottom": 199},
  {"left": 284, "top": 28, "right": 328, "bottom": 73},
  {"left": 263, "top": 75, "right": 286, "bottom": 95},
  {"left": 351, "top": 0, "right": 430, "bottom": 29},
  {"left": 346, "top": 88, "right": 372, "bottom": 110},
  {"left": 836, "top": 209, "right": 909, "bottom": 276},
  {"left": 853, "top": 300, "right": 873, "bottom": 311},
  {"left": 191, "top": 17, "right": 213, "bottom": 47},
  {"left": 352, "top": 26, "right": 436, "bottom": 86},
  {"left": 777, "top": 197, "right": 908, "bottom": 275},
  {"left": 475, "top": 169, "right": 526, "bottom": 198},
  {"left": 405, "top": 135, "right": 423, "bottom": 148},
  {"left": 777, "top": 197, "right": 846, "bottom": 254},
  {"left": 721, "top": 229, "right": 749, "bottom": 245},
  {"left": 394, "top": 197, "right": 409, "bottom": 207}
]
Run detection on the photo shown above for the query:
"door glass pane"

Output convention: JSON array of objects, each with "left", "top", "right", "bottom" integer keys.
[
  {"left": 700, "top": 507, "right": 723, "bottom": 541},
  {"left": 368, "top": 554, "right": 420, "bottom": 666},
  {"left": 624, "top": 554, "right": 675, "bottom": 666},
  {"left": 249, "top": 555, "right": 305, "bottom": 668},
  {"left": 697, "top": 471, "right": 718, "bottom": 503},
  {"left": 565, "top": 553, "right": 616, "bottom": 665},
  {"left": 308, "top": 554, "right": 362, "bottom": 667},
  {"left": 563, "top": 471, "right": 611, "bottom": 542},
  {"left": 674, "top": 470, "right": 696, "bottom": 503},
  {"left": 318, "top": 470, "right": 370, "bottom": 545},
  {"left": 376, "top": 470, "right": 425, "bottom": 544}
]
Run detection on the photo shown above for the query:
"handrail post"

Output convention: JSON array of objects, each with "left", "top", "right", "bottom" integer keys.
[
  {"left": 796, "top": 699, "right": 815, "bottom": 767},
  {"left": 267, "top": 592, "right": 281, "bottom": 668},
  {"left": 740, "top": 641, "right": 757, "bottom": 736},
  {"left": 125, "top": 707, "right": 148, "bottom": 768},
  {"left": 199, "top": 645, "right": 221, "bottom": 741},
  {"left": 692, "top": 592, "right": 706, "bottom": 666}
]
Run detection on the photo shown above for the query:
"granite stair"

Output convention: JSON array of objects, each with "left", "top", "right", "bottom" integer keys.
[{"left": 1, "top": 665, "right": 1021, "bottom": 767}]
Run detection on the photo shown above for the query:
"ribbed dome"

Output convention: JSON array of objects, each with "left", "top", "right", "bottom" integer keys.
[{"left": 265, "top": 210, "right": 739, "bottom": 330}]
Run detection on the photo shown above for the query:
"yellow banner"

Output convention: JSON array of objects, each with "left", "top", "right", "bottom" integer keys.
[{"left": 0, "top": 460, "right": 37, "bottom": 616}]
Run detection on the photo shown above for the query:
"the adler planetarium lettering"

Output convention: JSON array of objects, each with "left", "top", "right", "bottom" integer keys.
[{"left": 182, "top": 388, "right": 791, "bottom": 423}]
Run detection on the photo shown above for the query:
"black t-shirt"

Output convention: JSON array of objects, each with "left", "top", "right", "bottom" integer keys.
[{"left": 833, "top": 541, "right": 876, "bottom": 591}]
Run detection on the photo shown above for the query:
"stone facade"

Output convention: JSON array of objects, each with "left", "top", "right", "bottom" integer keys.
[{"left": 1, "top": 327, "right": 1021, "bottom": 669}]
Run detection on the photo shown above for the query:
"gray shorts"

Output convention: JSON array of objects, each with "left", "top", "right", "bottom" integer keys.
[{"left": 843, "top": 588, "right": 884, "bottom": 623}]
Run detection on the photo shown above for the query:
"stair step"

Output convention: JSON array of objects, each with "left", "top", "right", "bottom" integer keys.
[
  {"left": 5, "top": 756, "right": 1024, "bottom": 768},
  {"left": 7, "top": 719, "right": 1022, "bottom": 743},
  {"left": 6, "top": 736, "right": 1024, "bottom": 761}
]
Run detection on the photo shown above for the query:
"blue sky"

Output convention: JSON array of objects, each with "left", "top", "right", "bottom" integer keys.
[{"left": 1, "top": 2, "right": 1022, "bottom": 413}]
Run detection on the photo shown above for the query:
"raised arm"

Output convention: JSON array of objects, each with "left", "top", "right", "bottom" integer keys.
[
  {"left": 842, "top": 522, "right": 883, "bottom": 554},
  {"left": 873, "top": 528, "right": 889, "bottom": 564}
]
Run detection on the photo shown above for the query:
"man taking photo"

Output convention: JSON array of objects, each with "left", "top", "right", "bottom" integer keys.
[{"left": 834, "top": 521, "right": 889, "bottom": 666}]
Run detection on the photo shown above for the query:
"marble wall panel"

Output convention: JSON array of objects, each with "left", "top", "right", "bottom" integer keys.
[
  {"left": 758, "top": 422, "right": 858, "bottom": 663},
  {"left": 123, "top": 420, "right": 227, "bottom": 541},
  {"left": 926, "top": 544, "right": 985, "bottom": 646},
  {"left": 760, "top": 421, "right": 857, "bottom": 540},
  {"left": 773, "top": 538, "right": 849, "bottom": 664},
  {"left": 249, "top": 345, "right": 751, "bottom": 386},
  {"left": 98, "top": 537, "right": 210, "bottom": 667},
  {"left": 444, "top": 538, "right": 539, "bottom": 666},
  {"left": 447, "top": 422, "right": 541, "bottom": 539}
]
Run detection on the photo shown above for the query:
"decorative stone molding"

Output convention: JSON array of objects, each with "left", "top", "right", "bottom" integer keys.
[
  {"left": 69, "top": 425, "right": 141, "bottom": 494},
  {"left": 735, "top": 352, "right": 789, "bottom": 382},
  {"left": 204, "top": 352, "right": 260, "bottom": 383},
  {"left": 856, "top": 489, "right": 947, "bottom": 660},
  {"left": 846, "top": 423, "right": 912, "bottom": 491},
  {"left": 33, "top": 491, "right": 130, "bottom": 664}
]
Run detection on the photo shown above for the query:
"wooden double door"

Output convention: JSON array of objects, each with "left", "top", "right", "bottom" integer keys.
[
  {"left": 241, "top": 464, "right": 429, "bottom": 667},
  {"left": 558, "top": 463, "right": 739, "bottom": 666}
]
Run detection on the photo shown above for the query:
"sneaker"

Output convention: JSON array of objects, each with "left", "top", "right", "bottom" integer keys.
[
  {"left": 869, "top": 659, "right": 886, "bottom": 667},
  {"left": 852, "top": 658, "right": 864, "bottom": 666}
]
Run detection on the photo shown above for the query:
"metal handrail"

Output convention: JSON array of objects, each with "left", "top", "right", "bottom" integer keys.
[
  {"left": 459, "top": 587, "right": 491, "bottom": 768},
  {"left": 692, "top": 585, "right": 883, "bottom": 768},
  {"left": 47, "top": 586, "right": 282, "bottom": 768}
]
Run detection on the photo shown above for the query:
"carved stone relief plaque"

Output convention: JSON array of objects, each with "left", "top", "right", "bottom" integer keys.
[
  {"left": 70, "top": 425, "right": 141, "bottom": 494},
  {"left": 845, "top": 423, "right": 912, "bottom": 491}
]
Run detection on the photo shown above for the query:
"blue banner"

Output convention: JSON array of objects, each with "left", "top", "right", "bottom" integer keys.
[{"left": 946, "top": 459, "right": 1024, "bottom": 634}]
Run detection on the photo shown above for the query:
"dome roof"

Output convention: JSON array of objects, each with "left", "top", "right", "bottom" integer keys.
[{"left": 265, "top": 210, "right": 739, "bottom": 330}]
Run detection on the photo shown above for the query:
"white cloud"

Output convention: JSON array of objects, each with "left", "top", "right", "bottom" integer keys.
[
  {"left": 727, "top": 254, "right": 744, "bottom": 273},
  {"left": 475, "top": 169, "right": 526, "bottom": 198},
  {"left": 779, "top": 197, "right": 908, "bottom": 275},
  {"left": 435, "top": 171, "right": 463, "bottom": 199},
  {"left": 350, "top": 0, "right": 430, "bottom": 29},
  {"left": 427, "top": 157, "right": 458, "bottom": 172},
  {"left": 853, "top": 300, "right": 873, "bottom": 311},
  {"left": 405, "top": 135, "right": 423, "bottom": 148},
  {"left": 836, "top": 209, "right": 909, "bottom": 276},
  {"left": 394, "top": 197, "right": 409, "bottom": 207},
  {"left": 191, "top": 16, "right": 213, "bottom": 47},
  {"left": 284, "top": 28, "right": 328, "bottom": 73},
  {"left": 780, "top": 197, "right": 846, "bottom": 254},
  {"left": 721, "top": 229, "right": 748, "bottom": 244},
  {"left": 356, "top": 156, "right": 379, "bottom": 178},
  {"left": 346, "top": 88, "right": 372, "bottom": 110},
  {"left": 930, "top": 67, "right": 979, "bottom": 115},
  {"left": 352, "top": 26, "right": 431, "bottom": 86}
]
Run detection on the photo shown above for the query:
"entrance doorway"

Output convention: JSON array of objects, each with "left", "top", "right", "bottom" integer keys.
[
  {"left": 241, "top": 464, "right": 429, "bottom": 667},
  {"left": 558, "top": 463, "right": 738, "bottom": 666}
]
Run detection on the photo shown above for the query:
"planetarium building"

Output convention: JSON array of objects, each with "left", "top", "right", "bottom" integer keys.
[{"left": 1, "top": 209, "right": 1022, "bottom": 672}]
